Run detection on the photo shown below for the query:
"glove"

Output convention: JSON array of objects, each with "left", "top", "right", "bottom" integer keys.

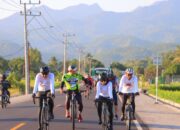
[
  {"left": 135, "top": 92, "right": 140, "bottom": 96},
  {"left": 51, "top": 94, "right": 55, "bottom": 98},
  {"left": 32, "top": 93, "right": 36, "bottom": 98},
  {"left": 119, "top": 92, "right": 123, "bottom": 95}
]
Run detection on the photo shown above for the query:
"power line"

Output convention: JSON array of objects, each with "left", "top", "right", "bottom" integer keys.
[
  {"left": 1, "top": 46, "right": 24, "bottom": 58},
  {"left": 34, "top": 17, "right": 63, "bottom": 43},
  {"left": 41, "top": 6, "right": 65, "bottom": 33},
  {"left": 2, "top": 0, "right": 23, "bottom": 9},
  {"left": 0, "top": 6, "right": 19, "bottom": 11}
]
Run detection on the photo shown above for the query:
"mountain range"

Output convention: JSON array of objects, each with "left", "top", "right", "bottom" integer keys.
[{"left": 0, "top": 0, "right": 179, "bottom": 65}]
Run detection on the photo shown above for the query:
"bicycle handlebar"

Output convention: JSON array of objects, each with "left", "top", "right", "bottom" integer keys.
[
  {"left": 33, "top": 96, "right": 52, "bottom": 104},
  {"left": 63, "top": 90, "right": 86, "bottom": 94}
]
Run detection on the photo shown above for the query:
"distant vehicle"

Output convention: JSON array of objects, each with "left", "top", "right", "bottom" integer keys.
[{"left": 91, "top": 67, "right": 112, "bottom": 76}]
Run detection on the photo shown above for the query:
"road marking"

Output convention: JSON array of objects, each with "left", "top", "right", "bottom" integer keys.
[
  {"left": 10, "top": 122, "right": 26, "bottom": 130},
  {"left": 133, "top": 120, "right": 143, "bottom": 130}
]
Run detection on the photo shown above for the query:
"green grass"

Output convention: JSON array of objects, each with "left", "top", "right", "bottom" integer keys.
[
  {"left": 9, "top": 79, "right": 61, "bottom": 96},
  {"left": 148, "top": 83, "right": 180, "bottom": 103}
]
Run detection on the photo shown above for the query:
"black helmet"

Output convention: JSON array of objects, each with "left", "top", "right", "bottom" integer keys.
[
  {"left": 2, "top": 74, "right": 6, "bottom": 80},
  {"left": 40, "top": 66, "right": 49, "bottom": 75},
  {"left": 68, "top": 65, "right": 77, "bottom": 72},
  {"left": 108, "top": 73, "right": 114, "bottom": 79},
  {"left": 99, "top": 72, "right": 108, "bottom": 82}
]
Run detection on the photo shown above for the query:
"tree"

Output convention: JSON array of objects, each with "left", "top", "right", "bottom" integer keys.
[
  {"left": 29, "top": 48, "right": 43, "bottom": 73},
  {"left": 48, "top": 56, "right": 58, "bottom": 72},
  {"left": 0, "top": 57, "right": 8, "bottom": 74},
  {"left": 110, "top": 62, "right": 126, "bottom": 70},
  {"left": 8, "top": 58, "right": 24, "bottom": 80}
]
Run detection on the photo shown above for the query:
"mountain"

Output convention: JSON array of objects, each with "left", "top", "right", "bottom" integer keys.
[{"left": 0, "top": 0, "right": 179, "bottom": 64}]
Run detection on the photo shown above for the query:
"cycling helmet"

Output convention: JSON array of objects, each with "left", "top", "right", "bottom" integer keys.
[
  {"left": 108, "top": 73, "right": 114, "bottom": 79},
  {"left": 68, "top": 65, "right": 77, "bottom": 72},
  {"left": 99, "top": 72, "right": 108, "bottom": 82},
  {"left": 125, "top": 68, "right": 134, "bottom": 74},
  {"left": 2, "top": 74, "right": 6, "bottom": 80},
  {"left": 40, "top": 66, "right": 49, "bottom": 75}
]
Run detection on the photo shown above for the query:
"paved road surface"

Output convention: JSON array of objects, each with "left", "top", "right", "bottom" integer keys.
[{"left": 0, "top": 91, "right": 138, "bottom": 130}]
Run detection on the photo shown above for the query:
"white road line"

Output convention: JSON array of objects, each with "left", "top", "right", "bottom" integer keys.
[{"left": 133, "top": 120, "right": 143, "bottom": 130}]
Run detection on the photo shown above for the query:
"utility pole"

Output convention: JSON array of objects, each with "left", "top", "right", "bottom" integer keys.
[
  {"left": 20, "top": 0, "right": 41, "bottom": 95},
  {"left": 153, "top": 55, "right": 162, "bottom": 104},
  {"left": 62, "top": 33, "right": 75, "bottom": 74},
  {"left": 78, "top": 48, "right": 83, "bottom": 73}
]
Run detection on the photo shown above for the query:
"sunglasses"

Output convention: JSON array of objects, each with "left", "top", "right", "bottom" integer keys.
[{"left": 127, "top": 74, "right": 132, "bottom": 76}]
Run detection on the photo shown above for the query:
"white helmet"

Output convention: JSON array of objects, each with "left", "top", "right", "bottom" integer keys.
[{"left": 125, "top": 68, "right": 134, "bottom": 74}]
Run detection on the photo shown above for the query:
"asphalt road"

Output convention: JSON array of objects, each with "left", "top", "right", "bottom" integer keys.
[{"left": 0, "top": 91, "right": 139, "bottom": 130}]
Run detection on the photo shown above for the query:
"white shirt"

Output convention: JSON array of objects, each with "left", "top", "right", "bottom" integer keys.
[
  {"left": 119, "top": 75, "right": 138, "bottom": 93},
  {"left": 95, "top": 81, "right": 113, "bottom": 99},
  {"left": 33, "top": 73, "right": 55, "bottom": 94}
]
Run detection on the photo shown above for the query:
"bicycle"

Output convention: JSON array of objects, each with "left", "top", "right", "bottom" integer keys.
[
  {"left": 124, "top": 93, "right": 134, "bottom": 130},
  {"left": 63, "top": 90, "right": 86, "bottom": 130},
  {"left": 1, "top": 90, "right": 9, "bottom": 109},
  {"left": 95, "top": 98, "right": 112, "bottom": 130},
  {"left": 33, "top": 95, "right": 52, "bottom": 130}
]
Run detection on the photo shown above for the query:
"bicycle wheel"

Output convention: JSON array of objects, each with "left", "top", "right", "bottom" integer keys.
[
  {"left": 41, "top": 107, "right": 48, "bottom": 130},
  {"left": 102, "top": 106, "right": 108, "bottom": 130},
  {"left": 71, "top": 100, "right": 75, "bottom": 130},
  {"left": 126, "top": 110, "right": 132, "bottom": 130},
  {"left": 44, "top": 105, "right": 49, "bottom": 130},
  {"left": 1, "top": 96, "right": 4, "bottom": 109}
]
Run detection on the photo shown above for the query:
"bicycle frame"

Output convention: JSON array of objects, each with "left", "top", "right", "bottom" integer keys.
[
  {"left": 1, "top": 91, "right": 9, "bottom": 109},
  {"left": 125, "top": 94, "right": 133, "bottom": 130},
  {"left": 33, "top": 96, "right": 51, "bottom": 130},
  {"left": 102, "top": 101, "right": 109, "bottom": 130},
  {"left": 63, "top": 90, "right": 86, "bottom": 130},
  {"left": 95, "top": 99, "right": 111, "bottom": 130},
  {"left": 71, "top": 91, "right": 77, "bottom": 130}
]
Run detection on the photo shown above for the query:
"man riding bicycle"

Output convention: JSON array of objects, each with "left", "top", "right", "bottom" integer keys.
[
  {"left": 60, "top": 65, "right": 87, "bottom": 122},
  {"left": 0, "top": 74, "right": 11, "bottom": 104},
  {"left": 118, "top": 68, "right": 139, "bottom": 121},
  {"left": 95, "top": 72, "right": 113, "bottom": 130},
  {"left": 32, "top": 66, "right": 55, "bottom": 130},
  {"left": 108, "top": 72, "right": 119, "bottom": 120}
]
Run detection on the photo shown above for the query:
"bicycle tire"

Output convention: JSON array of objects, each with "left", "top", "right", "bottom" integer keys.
[
  {"left": 126, "top": 110, "right": 132, "bottom": 130},
  {"left": 45, "top": 106, "right": 49, "bottom": 130},
  {"left": 103, "top": 105, "right": 108, "bottom": 130},
  {"left": 40, "top": 107, "right": 47, "bottom": 130},
  {"left": 71, "top": 100, "right": 75, "bottom": 130},
  {"left": 1, "top": 96, "right": 4, "bottom": 109}
]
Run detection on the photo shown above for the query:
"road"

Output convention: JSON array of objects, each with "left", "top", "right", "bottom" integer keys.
[{"left": 0, "top": 91, "right": 139, "bottom": 130}]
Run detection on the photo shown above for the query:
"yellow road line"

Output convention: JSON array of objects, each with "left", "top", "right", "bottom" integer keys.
[{"left": 10, "top": 122, "right": 26, "bottom": 130}]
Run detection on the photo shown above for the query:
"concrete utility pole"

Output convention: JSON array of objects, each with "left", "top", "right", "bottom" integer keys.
[
  {"left": 20, "top": 0, "right": 41, "bottom": 95},
  {"left": 153, "top": 55, "right": 162, "bottom": 104},
  {"left": 78, "top": 48, "right": 83, "bottom": 73},
  {"left": 62, "top": 33, "right": 75, "bottom": 74}
]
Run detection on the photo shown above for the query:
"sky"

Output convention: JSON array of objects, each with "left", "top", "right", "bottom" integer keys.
[{"left": 0, "top": 0, "right": 165, "bottom": 20}]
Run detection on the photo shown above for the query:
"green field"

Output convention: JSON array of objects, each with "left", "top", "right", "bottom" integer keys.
[{"left": 148, "top": 83, "right": 180, "bottom": 103}]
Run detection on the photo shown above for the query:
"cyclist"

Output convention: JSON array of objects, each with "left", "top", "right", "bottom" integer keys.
[
  {"left": 60, "top": 65, "right": 87, "bottom": 122},
  {"left": 0, "top": 74, "right": 11, "bottom": 104},
  {"left": 95, "top": 72, "right": 113, "bottom": 130},
  {"left": 32, "top": 66, "right": 55, "bottom": 130},
  {"left": 108, "top": 72, "right": 119, "bottom": 120},
  {"left": 118, "top": 68, "right": 139, "bottom": 121},
  {"left": 84, "top": 73, "right": 94, "bottom": 97}
]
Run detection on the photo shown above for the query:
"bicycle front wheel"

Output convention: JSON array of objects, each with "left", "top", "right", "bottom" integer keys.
[
  {"left": 40, "top": 107, "right": 49, "bottom": 130},
  {"left": 103, "top": 108, "right": 108, "bottom": 130},
  {"left": 71, "top": 101, "right": 76, "bottom": 130},
  {"left": 126, "top": 110, "right": 132, "bottom": 130},
  {"left": 1, "top": 96, "right": 4, "bottom": 109}
]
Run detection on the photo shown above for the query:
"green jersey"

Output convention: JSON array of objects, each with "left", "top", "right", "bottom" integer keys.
[{"left": 61, "top": 72, "right": 84, "bottom": 91}]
